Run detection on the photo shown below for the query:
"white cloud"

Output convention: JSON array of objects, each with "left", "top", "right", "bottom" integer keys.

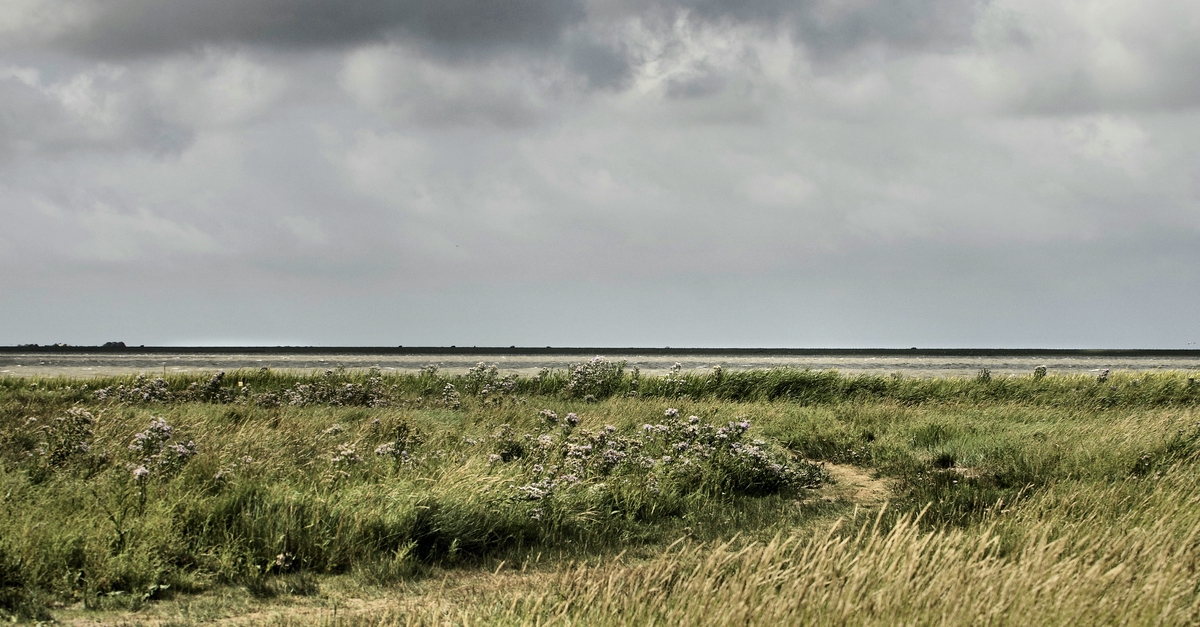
[
  {"left": 0, "top": 0, "right": 90, "bottom": 44},
  {"left": 145, "top": 49, "right": 288, "bottom": 128},
  {"left": 961, "top": 0, "right": 1200, "bottom": 113},
  {"left": 339, "top": 44, "right": 560, "bottom": 127}
]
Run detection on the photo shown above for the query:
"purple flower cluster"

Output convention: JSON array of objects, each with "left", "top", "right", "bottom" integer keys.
[
  {"left": 565, "top": 356, "right": 627, "bottom": 399},
  {"left": 284, "top": 371, "right": 390, "bottom": 407},
  {"left": 128, "top": 416, "right": 196, "bottom": 478},
  {"left": 96, "top": 374, "right": 173, "bottom": 404},
  {"left": 505, "top": 407, "right": 827, "bottom": 504}
]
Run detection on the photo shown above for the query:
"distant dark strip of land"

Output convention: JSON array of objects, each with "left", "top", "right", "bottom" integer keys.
[{"left": 3, "top": 345, "right": 1199, "bottom": 357}]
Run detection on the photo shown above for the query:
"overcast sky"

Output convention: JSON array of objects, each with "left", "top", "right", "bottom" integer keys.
[{"left": 1, "top": 0, "right": 1198, "bottom": 348}]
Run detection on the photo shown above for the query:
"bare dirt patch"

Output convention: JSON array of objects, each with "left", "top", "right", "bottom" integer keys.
[{"left": 817, "top": 463, "right": 892, "bottom": 506}]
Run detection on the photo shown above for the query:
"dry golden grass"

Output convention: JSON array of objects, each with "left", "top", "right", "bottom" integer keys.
[{"left": 228, "top": 466, "right": 1200, "bottom": 627}]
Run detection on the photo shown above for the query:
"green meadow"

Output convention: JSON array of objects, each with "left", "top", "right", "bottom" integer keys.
[{"left": 3, "top": 361, "right": 1200, "bottom": 625}]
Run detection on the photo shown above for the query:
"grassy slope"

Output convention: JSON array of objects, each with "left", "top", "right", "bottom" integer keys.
[{"left": 2, "top": 366, "right": 1199, "bottom": 624}]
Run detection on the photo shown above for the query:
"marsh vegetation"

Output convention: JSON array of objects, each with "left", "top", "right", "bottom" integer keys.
[{"left": 3, "top": 360, "right": 1200, "bottom": 624}]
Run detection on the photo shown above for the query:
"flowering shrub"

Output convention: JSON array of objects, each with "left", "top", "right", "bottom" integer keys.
[
  {"left": 331, "top": 444, "right": 361, "bottom": 468},
  {"left": 374, "top": 421, "right": 423, "bottom": 466},
  {"left": 284, "top": 370, "right": 389, "bottom": 407},
  {"left": 191, "top": 371, "right": 232, "bottom": 402},
  {"left": 441, "top": 383, "right": 462, "bottom": 409},
  {"left": 502, "top": 408, "right": 828, "bottom": 511},
  {"left": 463, "top": 363, "right": 499, "bottom": 395},
  {"left": 95, "top": 375, "right": 172, "bottom": 404},
  {"left": 662, "top": 363, "right": 687, "bottom": 397},
  {"left": 128, "top": 416, "right": 196, "bottom": 478},
  {"left": 566, "top": 357, "right": 627, "bottom": 399},
  {"left": 95, "top": 371, "right": 253, "bottom": 404}
]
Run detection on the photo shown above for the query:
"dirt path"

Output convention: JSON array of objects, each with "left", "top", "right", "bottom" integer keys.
[{"left": 817, "top": 462, "right": 892, "bottom": 506}]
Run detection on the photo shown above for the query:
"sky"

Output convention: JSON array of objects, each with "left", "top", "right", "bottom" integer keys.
[{"left": 1, "top": 0, "right": 1198, "bottom": 348}]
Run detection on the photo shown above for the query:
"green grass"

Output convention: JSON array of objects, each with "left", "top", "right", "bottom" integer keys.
[{"left": 2, "top": 364, "right": 1200, "bottom": 624}]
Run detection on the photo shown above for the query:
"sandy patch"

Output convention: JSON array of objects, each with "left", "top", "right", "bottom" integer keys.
[{"left": 817, "top": 463, "right": 892, "bottom": 506}]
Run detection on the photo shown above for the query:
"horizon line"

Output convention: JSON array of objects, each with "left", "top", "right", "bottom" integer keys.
[{"left": 4, "top": 345, "right": 1200, "bottom": 357}]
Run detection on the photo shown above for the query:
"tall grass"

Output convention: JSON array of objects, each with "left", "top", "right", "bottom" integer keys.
[
  {"left": 338, "top": 471, "right": 1200, "bottom": 626},
  {"left": 3, "top": 364, "right": 1200, "bottom": 623},
  {"left": 4, "top": 360, "right": 1199, "bottom": 409}
]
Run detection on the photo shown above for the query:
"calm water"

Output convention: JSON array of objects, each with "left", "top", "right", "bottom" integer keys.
[{"left": 3, "top": 352, "right": 1199, "bottom": 379}]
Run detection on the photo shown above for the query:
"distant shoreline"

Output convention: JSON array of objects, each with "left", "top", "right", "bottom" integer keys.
[{"left": 3, "top": 345, "right": 1200, "bottom": 357}]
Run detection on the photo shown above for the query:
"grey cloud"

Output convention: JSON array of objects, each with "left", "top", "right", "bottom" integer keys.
[
  {"left": 564, "top": 35, "right": 632, "bottom": 90},
  {"left": 36, "top": 0, "right": 586, "bottom": 58},
  {"left": 21, "top": 0, "right": 982, "bottom": 62},
  {"left": 665, "top": 64, "right": 726, "bottom": 99},
  {"left": 965, "top": 1, "right": 1200, "bottom": 115},
  {"left": 1011, "top": 61, "right": 1200, "bottom": 115},
  {"left": 635, "top": 0, "right": 987, "bottom": 60},
  {"left": 0, "top": 72, "right": 193, "bottom": 159},
  {"left": 3, "top": 0, "right": 1200, "bottom": 349}
]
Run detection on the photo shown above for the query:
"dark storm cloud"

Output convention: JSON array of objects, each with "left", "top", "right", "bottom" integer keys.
[
  {"left": 31, "top": 0, "right": 986, "bottom": 67},
  {"left": 40, "top": 0, "right": 586, "bottom": 58}
]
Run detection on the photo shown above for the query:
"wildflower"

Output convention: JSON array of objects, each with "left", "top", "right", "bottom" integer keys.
[
  {"left": 603, "top": 449, "right": 626, "bottom": 465},
  {"left": 564, "top": 412, "right": 579, "bottom": 427},
  {"left": 566, "top": 443, "right": 593, "bottom": 458},
  {"left": 132, "top": 465, "right": 150, "bottom": 480},
  {"left": 331, "top": 443, "right": 361, "bottom": 466},
  {"left": 488, "top": 454, "right": 503, "bottom": 464},
  {"left": 665, "top": 408, "right": 680, "bottom": 418},
  {"left": 167, "top": 440, "right": 197, "bottom": 460}
]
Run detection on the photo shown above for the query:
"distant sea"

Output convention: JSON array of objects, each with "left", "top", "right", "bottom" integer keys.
[{"left": 2, "top": 348, "right": 1198, "bottom": 379}]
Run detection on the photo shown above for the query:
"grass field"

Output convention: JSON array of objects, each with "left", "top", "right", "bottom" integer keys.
[{"left": 3, "top": 360, "right": 1200, "bottom": 625}]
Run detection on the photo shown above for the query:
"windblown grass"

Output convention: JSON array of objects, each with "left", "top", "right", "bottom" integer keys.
[
  {"left": 2, "top": 361, "right": 1199, "bottom": 624},
  {"left": 335, "top": 472, "right": 1200, "bottom": 626}
]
